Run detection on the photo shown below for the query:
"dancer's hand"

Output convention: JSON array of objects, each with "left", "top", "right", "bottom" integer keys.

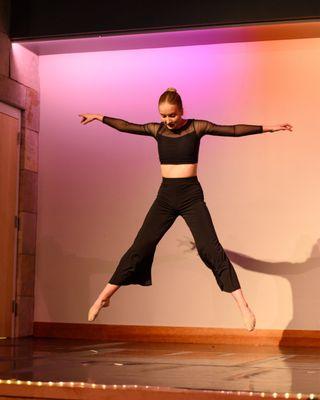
[
  {"left": 78, "top": 113, "right": 99, "bottom": 125},
  {"left": 266, "top": 123, "right": 293, "bottom": 133}
]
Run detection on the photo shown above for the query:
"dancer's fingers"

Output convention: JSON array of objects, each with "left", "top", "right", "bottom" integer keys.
[
  {"left": 78, "top": 114, "right": 86, "bottom": 124},
  {"left": 78, "top": 114, "right": 92, "bottom": 124}
]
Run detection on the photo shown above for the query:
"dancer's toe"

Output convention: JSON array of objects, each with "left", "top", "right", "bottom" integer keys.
[
  {"left": 243, "top": 307, "right": 256, "bottom": 332},
  {"left": 88, "top": 299, "right": 110, "bottom": 322}
]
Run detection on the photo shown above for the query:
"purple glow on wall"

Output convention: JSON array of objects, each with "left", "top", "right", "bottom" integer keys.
[{"left": 31, "top": 30, "right": 320, "bottom": 328}]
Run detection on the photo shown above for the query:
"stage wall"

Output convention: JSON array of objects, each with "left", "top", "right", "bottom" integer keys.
[{"left": 34, "top": 37, "right": 320, "bottom": 330}]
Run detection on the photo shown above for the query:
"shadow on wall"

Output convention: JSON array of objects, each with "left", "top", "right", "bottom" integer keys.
[
  {"left": 225, "top": 240, "right": 320, "bottom": 336},
  {"left": 35, "top": 237, "right": 157, "bottom": 324},
  {"left": 38, "top": 234, "right": 320, "bottom": 329},
  {"left": 185, "top": 236, "right": 320, "bottom": 334},
  {"left": 36, "top": 235, "right": 193, "bottom": 324}
]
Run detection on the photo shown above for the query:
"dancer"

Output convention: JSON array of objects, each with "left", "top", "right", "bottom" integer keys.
[{"left": 79, "top": 88, "right": 292, "bottom": 331}]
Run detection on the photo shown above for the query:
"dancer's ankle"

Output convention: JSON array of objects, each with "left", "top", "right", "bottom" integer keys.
[
  {"left": 96, "top": 295, "right": 110, "bottom": 304},
  {"left": 241, "top": 306, "right": 256, "bottom": 331},
  {"left": 238, "top": 302, "right": 250, "bottom": 312}
]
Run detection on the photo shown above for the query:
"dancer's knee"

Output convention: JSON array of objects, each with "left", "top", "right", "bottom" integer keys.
[
  {"left": 197, "top": 242, "right": 226, "bottom": 269},
  {"left": 133, "top": 236, "right": 158, "bottom": 253}
]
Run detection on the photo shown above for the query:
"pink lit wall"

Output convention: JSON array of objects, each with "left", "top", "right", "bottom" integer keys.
[{"left": 35, "top": 37, "right": 320, "bottom": 330}]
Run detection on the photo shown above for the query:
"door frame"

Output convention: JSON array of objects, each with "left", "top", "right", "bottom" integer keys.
[{"left": 0, "top": 101, "right": 21, "bottom": 337}]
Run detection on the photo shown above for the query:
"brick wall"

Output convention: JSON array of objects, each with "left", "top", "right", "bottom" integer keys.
[{"left": 0, "top": 0, "right": 39, "bottom": 336}]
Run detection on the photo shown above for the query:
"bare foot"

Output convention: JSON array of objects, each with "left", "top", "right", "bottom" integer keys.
[
  {"left": 88, "top": 298, "right": 110, "bottom": 322},
  {"left": 241, "top": 306, "right": 256, "bottom": 331}
]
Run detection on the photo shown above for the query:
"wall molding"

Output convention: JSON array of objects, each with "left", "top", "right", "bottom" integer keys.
[{"left": 34, "top": 322, "right": 320, "bottom": 347}]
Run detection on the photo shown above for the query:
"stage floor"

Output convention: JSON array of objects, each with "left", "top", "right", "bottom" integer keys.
[{"left": 0, "top": 337, "right": 319, "bottom": 399}]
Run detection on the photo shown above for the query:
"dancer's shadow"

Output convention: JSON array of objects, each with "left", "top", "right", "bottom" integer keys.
[
  {"left": 180, "top": 236, "right": 320, "bottom": 337},
  {"left": 185, "top": 236, "right": 320, "bottom": 334},
  {"left": 35, "top": 236, "right": 157, "bottom": 325},
  {"left": 36, "top": 235, "right": 190, "bottom": 326},
  {"left": 225, "top": 239, "right": 320, "bottom": 336}
]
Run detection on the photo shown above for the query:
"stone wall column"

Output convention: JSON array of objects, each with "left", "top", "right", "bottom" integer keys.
[{"left": 0, "top": 0, "right": 40, "bottom": 336}]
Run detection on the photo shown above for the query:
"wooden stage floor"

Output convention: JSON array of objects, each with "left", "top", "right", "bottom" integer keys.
[{"left": 0, "top": 337, "right": 319, "bottom": 399}]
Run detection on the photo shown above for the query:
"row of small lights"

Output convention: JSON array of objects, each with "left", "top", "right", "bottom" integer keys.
[
  {"left": 0, "top": 379, "right": 318, "bottom": 399},
  {"left": 220, "top": 391, "right": 318, "bottom": 399},
  {"left": 0, "top": 379, "right": 143, "bottom": 390}
]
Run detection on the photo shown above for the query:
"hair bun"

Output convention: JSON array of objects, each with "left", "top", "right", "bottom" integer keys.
[{"left": 166, "top": 87, "right": 177, "bottom": 92}]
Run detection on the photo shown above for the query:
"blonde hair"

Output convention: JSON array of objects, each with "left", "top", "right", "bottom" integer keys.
[{"left": 158, "top": 87, "right": 183, "bottom": 112}]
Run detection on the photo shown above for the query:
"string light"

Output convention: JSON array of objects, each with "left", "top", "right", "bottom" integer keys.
[{"left": 0, "top": 378, "right": 319, "bottom": 400}]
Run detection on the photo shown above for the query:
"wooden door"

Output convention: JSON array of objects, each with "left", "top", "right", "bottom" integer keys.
[{"left": 0, "top": 109, "right": 20, "bottom": 337}]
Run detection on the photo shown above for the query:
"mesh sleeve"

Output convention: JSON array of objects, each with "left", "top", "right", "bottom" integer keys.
[
  {"left": 102, "top": 116, "right": 159, "bottom": 138},
  {"left": 194, "top": 119, "right": 263, "bottom": 138}
]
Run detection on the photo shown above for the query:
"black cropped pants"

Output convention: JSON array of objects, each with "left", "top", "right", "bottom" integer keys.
[{"left": 109, "top": 176, "right": 241, "bottom": 292}]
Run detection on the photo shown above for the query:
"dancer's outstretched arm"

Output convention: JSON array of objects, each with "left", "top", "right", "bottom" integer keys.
[
  {"left": 79, "top": 113, "right": 159, "bottom": 138},
  {"left": 193, "top": 119, "right": 293, "bottom": 138}
]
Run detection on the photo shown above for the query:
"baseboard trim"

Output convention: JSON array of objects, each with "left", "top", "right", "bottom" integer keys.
[{"left": 33, "top": 322, "right": 320, "bottom": 347}]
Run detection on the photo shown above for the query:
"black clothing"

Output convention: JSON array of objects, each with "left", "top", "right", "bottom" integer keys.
[
  {"left": 102, "top": 116, "right": 263, "bottom": 164},
  {"left": 109, "top": 176, "right": 241, "bottom": 292},
  {"left": 102, "top": 116, "right": 263, "bottom": 291}
]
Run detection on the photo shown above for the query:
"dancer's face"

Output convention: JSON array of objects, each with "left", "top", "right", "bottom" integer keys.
[{"left": 159, "top": 102, "right": 184, "bottom": 129}]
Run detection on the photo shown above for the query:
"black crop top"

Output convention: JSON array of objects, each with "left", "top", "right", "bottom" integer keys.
[{"left": 102, "top": 116, "right": 263, "bottom": 164}]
